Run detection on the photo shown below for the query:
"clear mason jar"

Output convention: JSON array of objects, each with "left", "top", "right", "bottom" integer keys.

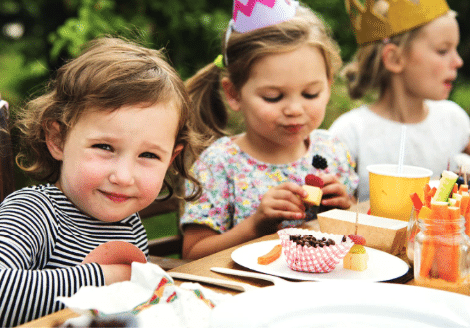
[
  {"left": 406, "top": 207, "right": 419, "bottom": 265},
  {"left": 414, "top": 216, "right": 470, "bottom": 294}
]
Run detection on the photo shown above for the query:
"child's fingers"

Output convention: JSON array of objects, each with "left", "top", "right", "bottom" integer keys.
[
  {"left": 266, "top": 183, "right": 306, "bottom": 205},
  {"left": 264, "top": 206, "right": 306, "bottom": 220},
  {"left": 321, "top": 181, "right": 345, "bottom": 197},
  {"left": 255, "top": 182, "right": 312, "bottom": 223},
  {"left": 258, "top": 189, "right": 307, "bottom": 219},
  {"left": 321, "top": 185, "right": 351, "bottom": 209},
  {"left": 262, "top": 193, "right": 306, "bottom": 213},
  {"left": 319, "top": 174, "right": 345, "bottom": 197},
  {"left": 321, "top": 195, "right": 351, "bottom": 209},
  {"left": 276, "top": 181, "right": 308, "bottom": 199},
  {"left": 318, "top": 173, "right": 338, "bottom": 186},
  {"left": 318, "top": 175, "right": 351, "bottom": 209},
  {"left": 282, "top": 191, "right": 307, "bottom": 210}
]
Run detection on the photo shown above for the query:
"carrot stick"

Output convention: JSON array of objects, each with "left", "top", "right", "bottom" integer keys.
[
  {"left": 257, "top": 244, "right": 282, "bottom": 265},
  {"left": 419, "top": 202, "right": 447, "bottom": 279},
  {"left": 437, "top": 241, "right": 460, "bottom": 282},
  {"left": 447, "top": 206, "right": 461, "bottom": 235},
  {"left": 462, "top": 193, "right": 470, "bottom": 237},
  {"left": 459, "top": 184, "right": 469, "bottom": 194},
  {"left": 424, "top": 185, "right": 438, "bottom": 208},
  {"left": 419, "top": 239, "right": 436, "bottom": 279},
  {"left": 459, "top": 192, "right": 470, "bottom": 216},
  {"left": 410, "top": 192, "right": 423, "bottom": 214},
  {"left": 430, "top": 206, "right": 461, "bottom": 282},
  {"left": 447, "top": 206, "right": 461, "bottom": 221},
  {"left": 430, "top": 202, "right": 449, "bottom": 235},
  {"left": 424, "top": 184, "right": 432, "bottom": 208},
  {"left": 466, "top": 218, "right": 470, "bottom": 237}
]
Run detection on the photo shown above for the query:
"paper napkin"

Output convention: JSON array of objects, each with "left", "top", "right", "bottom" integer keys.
[{"left": 58, "top": 262, "right": 232, "bottom": 328}]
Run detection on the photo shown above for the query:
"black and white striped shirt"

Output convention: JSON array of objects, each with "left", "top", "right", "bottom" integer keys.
[{"left": 0, "top": 184, "right": 149, "bottom": 327}]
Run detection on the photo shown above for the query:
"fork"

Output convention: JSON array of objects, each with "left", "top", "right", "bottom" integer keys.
[{"left": 210, "top": 267, "right": 292, "bottom": 286}]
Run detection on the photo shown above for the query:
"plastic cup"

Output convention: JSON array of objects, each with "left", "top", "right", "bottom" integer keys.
[{"left": 367, "top": 164, "right": 433, "bottom": 221}]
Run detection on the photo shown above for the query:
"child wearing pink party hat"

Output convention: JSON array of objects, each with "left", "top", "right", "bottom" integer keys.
[
  {"left": 181, "top": 0, "right": 359, "bottom": 259},
  {"left": 330, "top": 0, "right": 469, "bottom": 201}
]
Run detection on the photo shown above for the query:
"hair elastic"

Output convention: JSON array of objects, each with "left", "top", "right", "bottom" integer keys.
[{"left": 213, "top": 54, "right": 225, "bottom": 69}]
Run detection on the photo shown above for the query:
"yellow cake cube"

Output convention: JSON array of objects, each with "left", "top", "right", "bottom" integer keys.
[
  {"left": 302, "top": 185, "right": 322, "bottom": 206},
  {"left": 343, "top": 245, "right": 369, "bottom": 271}
]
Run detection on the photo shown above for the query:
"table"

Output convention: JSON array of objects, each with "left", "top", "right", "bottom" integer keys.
[{"left": 17, "top": 202, "right": 469, "bottom": 327}]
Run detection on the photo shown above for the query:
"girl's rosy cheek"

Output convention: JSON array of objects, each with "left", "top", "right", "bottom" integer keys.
[{"left": 80, "top": 160, "right": 110, "bottom": 182}]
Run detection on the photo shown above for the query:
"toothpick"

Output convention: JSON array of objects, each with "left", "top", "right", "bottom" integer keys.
[{"left": 355, "top": 199, "right": 359, "bottom": 235}]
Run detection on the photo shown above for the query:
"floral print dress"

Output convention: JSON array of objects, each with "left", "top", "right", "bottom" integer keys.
[{"left": 180, "top": 130, "right": 359, "bottom": 233}]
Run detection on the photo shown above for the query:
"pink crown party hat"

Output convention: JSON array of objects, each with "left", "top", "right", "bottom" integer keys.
[{"left": 231, "top": 0, "right": 299, "bottom": 33}]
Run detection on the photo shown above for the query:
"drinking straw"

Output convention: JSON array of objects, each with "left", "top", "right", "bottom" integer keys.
[{"left": 398, "top": 125, "right": 407, "bottom": 174}]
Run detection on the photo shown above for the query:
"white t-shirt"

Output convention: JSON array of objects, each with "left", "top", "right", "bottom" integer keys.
[{"left": 329, "top": 100, "right": 470, "bottom": 201}]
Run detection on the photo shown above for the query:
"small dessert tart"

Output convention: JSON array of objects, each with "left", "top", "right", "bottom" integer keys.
[
  {"left": 278, "top": 228, "right": 353, "bottom": 273},
  {"left": 343, "top": 244, "right": 369, "bottom": 271}
]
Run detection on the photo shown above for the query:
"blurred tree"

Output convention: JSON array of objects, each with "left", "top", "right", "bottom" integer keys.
[
  {"left": 447, "top": 0, "right": 470, "bottom": 78},
  {"left": 47, "top": 0, "right": 232, "bottom": 79},
  {"left": 45, "top": 0, "right": 357, "bottom": 78},
  {"left": 2, "top": 0, "right": 468, "bottom": 102}
]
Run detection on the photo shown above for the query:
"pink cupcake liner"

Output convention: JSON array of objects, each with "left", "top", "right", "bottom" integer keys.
[{"left": 278, "top": 228, "right": 353, "bottom": 273}]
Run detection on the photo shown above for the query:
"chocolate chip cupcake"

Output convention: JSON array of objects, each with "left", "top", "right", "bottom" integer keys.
[{"left": 278, "top": 228, "right": 353, "bottom": 273}]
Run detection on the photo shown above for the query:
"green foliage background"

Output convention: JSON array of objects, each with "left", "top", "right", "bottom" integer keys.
[{"left": 1, "top": 0, "right": 470, "bottom": 180}]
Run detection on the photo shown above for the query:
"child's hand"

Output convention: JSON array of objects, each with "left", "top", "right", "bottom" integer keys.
[
  {"left": 319, "top": 173, "right": 352, "bottom": 209},
  {"left": 251, "top": 182, "right": 307, "bottom": 235}
]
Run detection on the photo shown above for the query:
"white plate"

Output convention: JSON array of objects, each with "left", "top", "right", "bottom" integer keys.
[
  {"left": 232, "top": 240, "right": 409, "bottom": 282},
  {"left": 209, "top": 281, "right": 470, "bottom": 328}
]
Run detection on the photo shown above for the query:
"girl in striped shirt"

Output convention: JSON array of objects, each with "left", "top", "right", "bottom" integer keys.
[{"left": 0, "top": 37, "right": 202, "bottom": 327}]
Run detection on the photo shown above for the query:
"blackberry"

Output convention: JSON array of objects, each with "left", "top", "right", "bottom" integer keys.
[{"left": 312, "top": 154, "right": 328, "bottom": 170}]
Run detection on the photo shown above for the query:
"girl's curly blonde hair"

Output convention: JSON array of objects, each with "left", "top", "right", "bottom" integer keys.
[{"left": 15, "top": 36, "right": 203, "bottom": 200}]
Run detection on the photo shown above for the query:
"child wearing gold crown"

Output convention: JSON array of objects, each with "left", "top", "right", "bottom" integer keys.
[
  {"left": 330, "top": 0, "right": 469, "bottom": 201},
  {"left": 181, "top": 0, "right": 359, "bottom": 259}
]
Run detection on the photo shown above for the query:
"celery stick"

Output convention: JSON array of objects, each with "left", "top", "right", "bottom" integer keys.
[{"left": 433, "top": 171, "right": 458, "bottom": 202}]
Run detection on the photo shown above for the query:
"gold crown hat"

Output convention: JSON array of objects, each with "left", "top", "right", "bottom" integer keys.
[{"left": 346, "top": 0, "right": 450, "bottom": 45}]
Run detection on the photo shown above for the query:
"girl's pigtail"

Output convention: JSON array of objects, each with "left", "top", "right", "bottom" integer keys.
[
  {"left": 341, "top": 44, "right": 385, "bottom": 100},
  {"left": 185, "top": 63, "right": 227, "bottom": 145},
  {"left": 341, "top": 56, "right": 372, "bottom": 100}
]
